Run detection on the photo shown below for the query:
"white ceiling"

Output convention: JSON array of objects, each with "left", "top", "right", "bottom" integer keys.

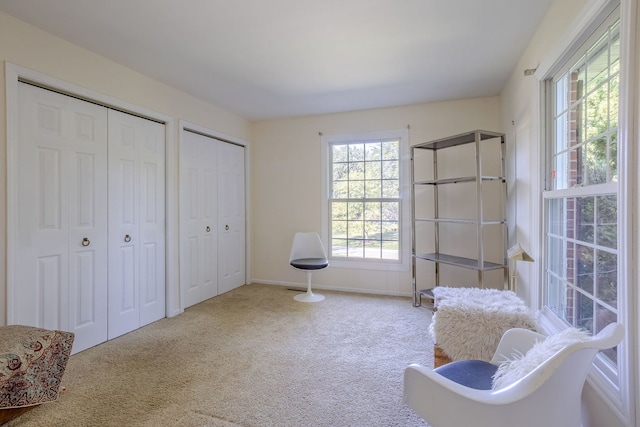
[{"left": 0, "top": 0, "right": 554, "bottom": 121}]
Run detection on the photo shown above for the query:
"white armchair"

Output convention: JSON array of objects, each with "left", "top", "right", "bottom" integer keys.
[{"left": 404, "top": 323, "right": 624, "bottom": 427}]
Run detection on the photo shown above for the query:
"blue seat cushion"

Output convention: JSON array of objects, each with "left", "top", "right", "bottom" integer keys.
[
  {"left": 434, "top": 359, "right": 498, "bottom": 390},
  {"left": 290, "top": 258, "right": 329, "bottom": 270}
]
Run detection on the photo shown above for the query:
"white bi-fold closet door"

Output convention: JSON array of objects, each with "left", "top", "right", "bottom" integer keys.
[
  {"left": 107, "top": 110, "right": 166, "bottom": 340},
  {"left": 14, "top": 82, "right": 109, "bottom": 352},
  {"left": 180, "top": 130, "right": 245, "bottom": 309},
  {"left": 12, "top": 82, "right": 165, "bottom": 352}
]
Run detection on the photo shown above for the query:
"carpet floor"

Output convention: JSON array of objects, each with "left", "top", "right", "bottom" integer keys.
[{"left": 5, "top": 284, "right": 433, "bottom": 426}]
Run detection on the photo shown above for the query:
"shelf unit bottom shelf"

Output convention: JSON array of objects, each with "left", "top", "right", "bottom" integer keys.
[{"left": 414, "top": 253, "right": 506, "bottom": 271}]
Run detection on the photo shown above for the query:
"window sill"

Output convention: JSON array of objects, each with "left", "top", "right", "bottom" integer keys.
[{"left": 328, "top": 258, "right": 409, "bottom": 272}]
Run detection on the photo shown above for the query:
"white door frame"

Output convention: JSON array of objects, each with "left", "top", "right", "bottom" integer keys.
[
  {"left": 4, "top": 63, "right": 181, "bottom": 320},
  {"left": 178, "top": 120, "right": 250, "bottom": 307}
]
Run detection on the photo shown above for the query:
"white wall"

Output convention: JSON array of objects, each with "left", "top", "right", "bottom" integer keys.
[
  {"left": 499, "top": 0, "right": 636, "bottom": 425},
  {"left": 250, "top": 97, "right": 500, "bottom": 295},
  {"left": 0, "top": 11, "right": 251, "bottom": 325}
]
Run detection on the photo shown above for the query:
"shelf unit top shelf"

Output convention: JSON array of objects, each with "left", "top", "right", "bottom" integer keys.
[
  {"left": 413, "top": 176, "right": 505, "bottom": 185},
  {"left": 414, "top": 130, "right": 504, "bottom": 151},
  {"left": 414, "top": 252, "right": 507, "bottom": 271},
  {"left": 414, "top": 217, "right": 506, "bottom": 225}
]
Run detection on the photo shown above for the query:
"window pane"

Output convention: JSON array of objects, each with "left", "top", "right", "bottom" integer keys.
[
  {"left": 348, "top": 202, "right": 363, "bottom": 220},
  {"left": 382, "top": 202, "right": 399, "bottom": 221},
  {"left": 382, "top": 140, "right": 399, "bottom": 160},
  {"left": 586, "top": 37, "right": 609, "bottom": 95},
  {"left": 381, "top": 241, "right": 399, "bottom": 260},
  {"left": 332, "top": 238, "right": 347, "bottom": 256},
  {"left": 365, "top": 220, "right": 381, "bottom": 240},
  {"left": 556, "top": 112, "right": 570, "bottom": 152},
  {"left": 556, "top": 73, "right": 569, "bottom": 115},
  {"left": 576, "top": 244, "right": 594, "bottom": 295},
  {"left": 597, "top": 303, "right": 618, "bottom": 366},
  {"left": 349, "top": 161, "right": 365, "bottom": 180},
  {"left": 596, "top": 195, "right": 617, "bottom": 248},
  {"left": 553, "top": 151, "right": 569, "bottom": 190},
  {"left": 577, "top": 196, "right": 595, "bottom": 243},
  {"left": 348, "top": 221, "right": 364, "bottom": 239},
  {"left": 364, "top": 202, "right": 381, "bottom": 220},
  {"left": 546, "top": 273, "right": 565, "bottom": 318},
  {"left": 349, "top": 180, "right": 364, "bottom": 198},
  {"left": 610, "top": 76, "right": 619, "bottom": 129},
  {"left": 566, "top": 198, "right": 577, "bottom": 240},
  {"left": 382, "top": 179, "right": 399, "bottom": 198},
  {"left": 332, "top": 218, "right": 347, "bottom": 236},
  {"left": 585, "top": 87, "right": 609, "bottom": 141},
  {"left": 365, "top": 161, "right": 381, "bottom": 180},
  {"left": 584, "top": 137, "right": 608, "bottom": 185},
  {"left": 547, "top": 235, "right": 564, "bottom": 278},
  {"left": 347, "top": 239, "right": 363, "bottom": 257},
  {"left": 349, "top": 143, "right": 365, "bottom": 161},
  {"left": 332, "top": 202, "right": 347, "bottom": 220},
  {"left": 333, "top": 162, "right": 348, "bottom": 182},
  {"left": 576, "top": 291, "right": 594, "bottom": 333},
  {"left": 365, "top": 180, "right": 382, "bottom": 198},
  {"left": 333, "top": 180, "right": 348, "bottom": 198},
  {"left": 364, "top": 240, "right": 381, "bottom": 258},
  {"left": 333, "top": 144, "right": 348, "bottom": 162},
  {"left": 382, "top": 221, "right": 399, "bottom": 241},
  {"left": 575, "top": 98, "right": 586, "bottom": 145},
  {"left": 365, "top": 142, "right": 381, "bottom": 161},
  {"left": 610, "top": 21, "right": 620, "bottom": 70},
  {"left": 382, "top": 160, "right": 399, "bottom": 179},
  {"left": 596, "top": 249, "right": 617, "bottom": 306},
  {"left": 565, "top": 286, "right": 576, "bottom": 325},
  {"left": 610, "top": 131, "right": 618, "bottom": 180},
  {"left": 548, "top": 198, "right": 564, "bottom": 236}
]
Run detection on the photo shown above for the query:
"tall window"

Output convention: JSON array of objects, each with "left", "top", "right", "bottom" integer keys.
[
  {"left": 322, "top": 130, "right": 409, "bottom": 268},
  {"left": 543, "top": 12, "right": 620, "bottom": 370}
]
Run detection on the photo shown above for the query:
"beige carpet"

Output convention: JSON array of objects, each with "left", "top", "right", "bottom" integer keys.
[{"left": 6, "top": 284, "right": 433, "bottom": 427}]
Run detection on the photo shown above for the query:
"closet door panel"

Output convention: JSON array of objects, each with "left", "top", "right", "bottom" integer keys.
[
  {"left": 64, "top": 94, "right": 109, "bottom": 352},
  {"left": 15, "top": 83, "right": 108, "bottom": 352},
  {"left": 108, "top": 110, "right": 165, "bottom": 338},
  {"left": 199, "top": 142, "right": 218, "bottom": 301},
  {"left": 182, "top": 167, "right": 203, "bottom": 307},
  {"left": 138, "top": 119, "right": 165, "bottom": 326},
  {"left": 108, "top": 121, "right": 139, "bottom": 339},
  {"left": 218, "top": 142, "right": 245, "bottom": 294},
  {"left": 16, "top": 86, "right": 69, "bottom": 329},
  {"left": 179, "top": 131, "right": 218, "bottom": 308}
]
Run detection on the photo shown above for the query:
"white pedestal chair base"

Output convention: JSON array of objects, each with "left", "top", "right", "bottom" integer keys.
[
  {"left": 294, "top": 291, "right": 325, "bottom": 302},
  {"left": 294, "top": 270, "right": 324, "bottom": 302}
]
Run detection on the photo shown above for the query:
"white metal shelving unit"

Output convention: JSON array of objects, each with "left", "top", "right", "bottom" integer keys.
[{"left": 411, "top": 130, "right": 508, "bottom": 307}]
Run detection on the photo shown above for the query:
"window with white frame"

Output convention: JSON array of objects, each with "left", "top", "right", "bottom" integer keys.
[
  {"left": 322, "top": 130, "right": 409, "bottom": 269},
  {"left": 543, "top": 8, "right": 620, "bottom": 374}
]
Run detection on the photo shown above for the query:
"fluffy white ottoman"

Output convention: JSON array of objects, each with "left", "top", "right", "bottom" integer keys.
[{"left": 429, "top": 287, "right": 538, "bottom": 362}]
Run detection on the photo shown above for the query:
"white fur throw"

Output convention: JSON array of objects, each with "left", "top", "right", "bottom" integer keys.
[
  {"left": 492, "top": 327, "right": 591, "bottom": 390},
  {"left": 430, "top": 287, "right": 538, "bottom": 362}
]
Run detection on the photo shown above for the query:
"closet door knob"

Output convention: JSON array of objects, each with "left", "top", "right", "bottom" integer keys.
[
  {"left": 124, "top": 234, "right": 132, "bottom": 243},
  {"left": 82, "top": 237, "right": 90, "bottom": 247},
  {"left": 225, "top": 225, "right": 230, "bottom": 231},
  {"left": 206, "top": 226, "right": 211, "bottom": 232}
]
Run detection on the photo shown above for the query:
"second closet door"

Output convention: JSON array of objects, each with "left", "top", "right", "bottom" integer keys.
[
  {"left": 180, "top": 130, "right": 218, "bottom": 308},
  {"left": 108, "top": 110, "right": 166, "bottom": 339},
  {"left": 218, "top": 141, "right": 245, "bottom": 294}
]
